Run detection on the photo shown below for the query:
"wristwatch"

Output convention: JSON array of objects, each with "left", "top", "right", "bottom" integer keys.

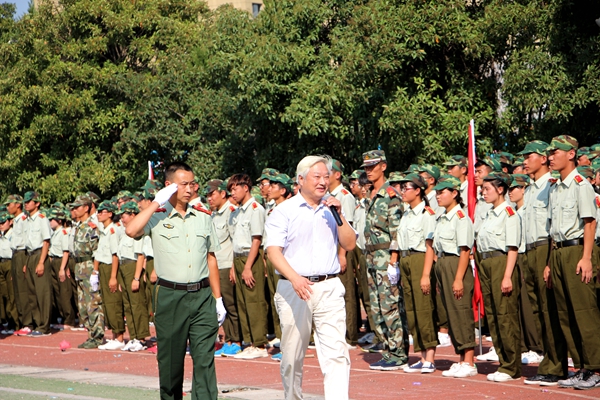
[{"left": 133, "top": 277, "right": 140, "bottom": 281}]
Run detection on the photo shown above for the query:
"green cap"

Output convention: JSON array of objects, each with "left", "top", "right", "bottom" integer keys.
[
  {"left": 116, "top": 190, "right": 133, "bottom": 200},
  {"left": 4, "top": 194, "right": 23, "bottom": 205},
  {"left": 219, "top": 179, "right": 229, "bottom": 192},
  {"left": 592, "top": 157, "right": 600, "bottom": 171},
  {"left": 0, "top": 205, "right": 6, "bottom": 213},
  {"left": 483, "top": 171, "right": 511, "bottom": 186},
  {"left": 23, "top": 191, "right": 41, "bottom": 203},
  {"left": 117, "top": 201, "right": 140, "bottom": 215},
  {"left": 417, "top": 164, "right": 441, "bottom": 180},
  {"left": 140, "top": 179, "right": 163, "bottom": 190},
  {"left": 399, "top": 173, "right": 427, "bottom": 190},
  {"left": 139, "top": 187, "right": 158, "bottom": 200},
  {"left": 67, "top": 194, "right": 93, "bottom": 209},
  {"left": 517, "top": 140, "right": 549, "bottom": 156},
  {"left": 361, "top": 150, "right": 387, "bottom": 167},
  {"left": 433, "top": 175, "right": 461, "bottom": 191},
  {"left": 251, "top": 186, "right": 264, "bottom": 205},
  {"left": 388, "top": 171, "right": 405, "bottom": 183},
  {"left": 547, "top": 135, "right": 578, "bottom": 152},
  {"left": 497, "top": 152, "right": 514, "bottom": 166},
  {"left": 513, "top": 155, "right": 524, "bottom": 167},
  {"left": 591, "top": 144, "right": 600, "bottom": 152},
  {"left": 577, "top": 147, "right": 590, "bottom": 158},
  {"left": 203, "top": 179, "right": 223, "bottom": 196},
  {"left": 86, "top": 191, "right": 100, "bottom": 205},
  {"left": 510, "top": 174, "right": 530, "bottom": 188},
  {"left": 256, "top": 168, "right": 280, "bottom": 182},
  {"left": 0, "top": 211, "right": 13, "bottom": 224},
  {"left": 404, "top": 164, "right": 420, "bottom": 174},
  {"left": 588, "top": 150, "right": 600, "bottom": 161},
  {"left": 47, "top": 208, "right": 67, "bottom": 220},
  {"left": 479, "top": 156, "right": 502, "bottom": 172},
  {"left": 332, "top": 159, "right": 344, "bottom": 174},
  {"left": 443, "top": 155, "right": 467, "bottom": 168},
  {"left": 51, "top": 201, "right": 65, "bottom": 210},
  {"left": 97, "top": 200, "right": 117, "bottom": 213},
  {"left": 577, "top": 165, "right": 595, "bottom": 180},
  {"left": 349, "top": 169, "right": 364, "bottom": 180},
  {"left": 270, "top": 173, "right": 294, "bottom": 192}
]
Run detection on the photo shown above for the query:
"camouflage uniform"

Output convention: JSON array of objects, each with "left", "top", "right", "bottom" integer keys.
[
  {"left": 72, "top": 214, "right": 104, "bottom": 345},
  {"left": 364, "top": 181, "right": 409, "bottom": 363}
]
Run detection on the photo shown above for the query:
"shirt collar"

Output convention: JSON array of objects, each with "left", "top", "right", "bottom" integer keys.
[
  {"left": 559, "top": 168, "right": 579, "bottom": 188},
  {"left": 241, "top": 197, "right": 255, "bottom": 211},
  {"left": 460, "top": 180, "right": 468, "bottom": 189},
  {"left": 492, "top": 201, "right": 508, "bottom": 216},
  {"left": 534, "top": 171, "right": 551, "bottom": 188},
  {"left": 216, "top": 200, "right": 232, "bottom": 215},
  {"left": 165, "top": 201, "right": 194, "bottom": 219},
  {"left": 28, "top": 211, "right": 40, "bottom": 220},
  {"left": 296, "top": 192, "right": 325, "bottom": 211},
  {"left": 330, "top": 184, "right": 343, "bottom": 196},
  {"left": 410, "top": 200, "right": 426, "bottom": 215},
  {"left": 444, "top": 204, "right": 461, "bottom": 220}
]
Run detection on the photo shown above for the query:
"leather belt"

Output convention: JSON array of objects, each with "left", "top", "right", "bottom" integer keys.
[
  {"left": 0, "top": 258, "right": 10, "bottom": 263},
  {"left": 74, "top": 256, "right": 93, "bottom": 263},
  {"left": 401, "top": 250, "right": 424, "bottom": 258},
  {"left": 436, "top": 252, "right": 456, "bottom": 259},
  {"left": 481, "top": 250, "right": 506, "bottom": 260},
  {"left": 234, "top": 251, "right": 250, "bottom": 257},
  {"left": 554, "top": 238, "right": 584, "bottom": 249},
  {"left": 157, "top": 278, "right": 210, "bottom": 292},
  {"left": 26, "top": 248, "right": 41, "bottom": 256},
  {"left": 365, "top": 242, "right": 390, "bottom": 252},
  {"left": 119, "top": 258, "right": 137, "bottom": 265},
  {"left": 280, "top": 274, "right": 338, "bottom": 283},
  {"left": 146, "top": 256, "right": 154, "bottom": 261},
  {"left": 526, "top": 238, "right": 550, "bottom": 252}
]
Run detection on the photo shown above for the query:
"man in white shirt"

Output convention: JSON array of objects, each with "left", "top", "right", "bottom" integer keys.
[{"left": 265, "top": 155, "right": 356, "bottom": 400}]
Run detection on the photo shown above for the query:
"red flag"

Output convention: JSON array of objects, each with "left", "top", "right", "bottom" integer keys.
[
  {"left": 467, "top": 119, "right": 485, "bottom": 322},
  {"left": 148, "top": 161, "right": 154, "bottom": 180}
]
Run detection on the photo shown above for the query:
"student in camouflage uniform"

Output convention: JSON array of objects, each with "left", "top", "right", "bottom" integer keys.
[
  {"left": 69, "top": 194, "right": 104, "bottom": 348},
  {"left": 257, "top": 168, "right": 280, "bottom": 213},
  {"left": 362, "top": 150, "right": 410, "bottom": 371}
]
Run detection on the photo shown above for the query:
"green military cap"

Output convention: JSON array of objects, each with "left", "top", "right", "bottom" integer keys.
[
  {"left": 116, "top": 190, "right": 133, "bottom": 200},
  {"left": 131, "top": 192, "right": 142, "bottom": 202},
  {"left": 433, "top": 175, "right": 461, "bottom": 191},
  {"left": 479, "top": 156, "right": 502, "bottom": 172},
  {"left": 219, "top": 179, "right": 229, "bottom": 192},
  {"left": 399, "top": 173, "right": 427, "bottom": 190},
  {"left": 417, "top": 164, "right": 441, "bottom": 180},
  {"left": 547, "top": 135, "right": 578, "bottom": 152},
  {"left": 332, "top": 159, "right": 344, "bottom": 173},
  {"left": 592, "top": 157, "right": 600, "bottom": 171},
  {"left": 484, "top": 171, "right": 511, "bottom": 186},
  {"left": 23, "top": 191, "right": 41, "bottom": 203},
  {"left": 4, "top": 194, "right": 23, "bottom": 205},
  {"left": 388, "top": 171, "right": 405, "bottom": 183},
  {"left": 349, "top": 169, "right": 364, "bottom": 180},
  {"left": 497, "top": 152, "right": 514, "bottom": 166},
  {"left": 510, "top": 174, "right": 530, "bottom": 188},
  {"left": 117, "top": 201, "right": 140, "bottom": 215},
  {"left": 0, "top": 211, "right": 13, "bottom": 224},
  {"left": 203, "top": 179, "right": 223, "bottom": 196},
  {"left": 588, "top": 150, "right": 600, "bottom": 161},
  {"left": 256, "top": 168, "right": 280, "bottom": 182},
  {"left": 97, "top": 200, "right": 117, "bottom": 213},
  {"left": 47, "top": 208, "right": 67, "bottom": 220},
  {"left": 139, "top": 187, "right": 158, "bottom": 200},
  {"left": 443, "top": 155, "right": 467, "bottom": 168},
  {"left": 0, "top": 205, "right": 7, "bottom": 213},
  {"left": 251, "top": 186, "right": 264, "bottom": 205},
  {"left": 140, "top": 179, "right": 163, "bottom": 190},
  {"left": 67, "top": 194, "right": 92, "bottom": 209},
  {"left": 577, "top": 147, "right": 590, "bottom": 158},
  {"left": 86, "top": 191, "right": 101, "bottom": 205},
  {"left": 517, "top": 140, "right": 549, "bottom": 156},
  {"left": 51, "top": 201, "right": 65, "bottom": 209},
  {"left": 513, "top": 155, "right": 524, "bottom": 167},
  {"left": 404, "top": 164, "right": 420, "bottom": 174},
  {"left": 577, "top": 165, "right": 595, "bottom": 180},
  {"left": 270, "top": 173, "right": 293, "bottom": 191},
  {"left": 361, "top": 150, "right": 387, "bottom": 167},
  {"left": 591, "top": 144, "right": 600, "bottom": 152}
]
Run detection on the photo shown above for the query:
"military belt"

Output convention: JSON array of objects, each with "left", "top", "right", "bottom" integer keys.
[
  {"left": 365, "top": 242, "right": 391, "bottom": 252},
  {"left": 12, "top": 249, "right": 26, "bottom": 255},
  {"left": 525, "top": 238, "right": 550, "bottom": 252},
  {"left": 74, "top": 256, "right": 93, "bottom": 263},
  {"left": 0, "top": 258, "right": 11, "bottom": 263},
  {"left": 480, "top": 250, "right": 506, "bottom": 260},
  {"left": 234, "top": 251, "right": 250, "bottom": 257},
  {"left": 436, "top": 251, "right": 456, "bottom": 259},
  {"left": 146, "top": 256, "right": 154, "bottom": 261},
  {"left": 119, "top": 258, "right": 137, "bottom": 265},
  {"left": 280, "top": 274, "right": 338, "bottom": 283},
  {"left": 400, "top": 250, "right": 424, "bottom": 258},
  {"left": 157, "top": 277, "right": 210, "bottom": 292},
  {"left": 26, "top": 248, "right": 41, "bottom": 256},
  {"left": 554, "top": 238, "right": 584, "bottom": 249}
]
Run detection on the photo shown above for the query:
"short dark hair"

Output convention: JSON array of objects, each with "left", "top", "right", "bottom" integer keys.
[
  {"left": 358, "top": 172, "right": 370, "bottom": 187},
  {"left": 164, "top": 162, "right": 194, "bottom": 183},
  {"left": 271, "top": 182, "right": 291, "bottom": 198},
  {"left": 227, "top": 174, "right": 252, "bottom": 191}
]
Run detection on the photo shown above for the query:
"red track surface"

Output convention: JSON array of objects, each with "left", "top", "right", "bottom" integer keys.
[{"left": 0, "top": 327, "right": 596, "bottom": 399}]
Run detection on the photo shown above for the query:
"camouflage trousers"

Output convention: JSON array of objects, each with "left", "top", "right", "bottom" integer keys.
[
  {"left": 75, "top": 260, "right": 104, "bottom": 341},
  {"left": 366, "top": 251, "right": 409, "bottom": 362}
]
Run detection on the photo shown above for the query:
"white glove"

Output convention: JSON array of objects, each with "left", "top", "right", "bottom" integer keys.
[
  {"left": 90, "top": 273, "right": 99, "bottom": 292},
  {"left": 153, "top": 183, "right": 178, "bottom": 207},
  {"left": 216, "top": 297, "right": 227, "bottom": 326},
  {"left": 387, "top": 263, "right": 400, "bottom": 285}
]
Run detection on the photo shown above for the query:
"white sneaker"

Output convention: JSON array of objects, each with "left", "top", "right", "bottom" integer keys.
[
  {"left": 358, "top": 332, "right": 375, "bottom": 344},
  {"left": 122, "top": 339, "right": 135, "bottom": 351},
  {"left": 487, "top": 371, "right": 516, "bottom": 382},
  {"left": 568, "top": 357, "right": 574, "bottom": 368},
  {"left": 233, "top": 346, "right": 269, "bottom": 359},
  {"left": 409, "top": 335, "right": 413, "bottom": 346},
  {"left": 346, "top": 343, "right": 356, "bottom": 350},
  {"left": 442, "top": 363, "right": 461, "bottom": 377},
  {"left": 128, "top": 339, "right": 146, "bottom": 352},
  {"left": 454, "top": 363, "right": 478, "bottom": 378},
  {"left": 521, "top": 350, "right": 544, "bottom": 364},
  {"left": 476, "top": 347, "right": 499, "bottom": 362},
  {"left": 268, "top": 337, "right": 280, "bottom": 348},
  {"left": 99, "top": 339, "right": 125, "bottom": 350},
  {"left": 437, "top": 332, "right": 452, "bottom": 347}
]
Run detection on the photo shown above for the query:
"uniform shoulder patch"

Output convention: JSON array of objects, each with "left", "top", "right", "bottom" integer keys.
[
  {"left": 386, "top": 186, "right": 397, "bottom": 198},
  {"left": 193, "top": 204, "right": 212, "bottom": 216},
  {"left": 88, "top": 222, "right": 97, "bottom": 229},
  {"left": 229, "top": 205, "right": 235, "bottom": 212},
  {"left": 21, "top": 215, "right": 26, "bottom": 221},
  {"left": 424, "top": 205, "right": 436, "bottom": 215},
  {"left": 62, "top": 229, "right": 68, "bottom": 235},
  {"left": 456, "top": 210, "right": 466, "bottom": 219},
  {"left": 505, "top": 206, "right": 515, "bottom": 217},
  {"left": 595, "top": 196, "right": 600, "bottom": 208},
  {"left": 110, "top": 227, "right": 115, "bottom": 235},
  {"left": 39, "top": 213, "right": 46, "bottom": 219},
  {"left": 574, "top": 174, "right": 584, "bottom": 184},
  {"left": 252, "top": 202, "right": 258, "bottom": 209},
  {"left": 548, "top": 178, "right": 557, "bottom": 184},
  {"left": 155, "top": 208, "right": 166, "bottom": 213},
  {"left": 341, "top": 188, "right": 350, "bottom": 195}
]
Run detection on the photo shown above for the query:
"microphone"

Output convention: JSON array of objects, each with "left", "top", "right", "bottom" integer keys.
[{"left": 323, "top": 194, "right": 343, "bottom": 227}]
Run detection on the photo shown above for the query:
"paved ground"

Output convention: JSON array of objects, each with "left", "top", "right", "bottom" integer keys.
[{"left": 0, "top": 327, "right": 598, "bottom": 399}]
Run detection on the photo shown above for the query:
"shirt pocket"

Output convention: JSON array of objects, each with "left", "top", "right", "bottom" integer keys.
[
  {"left": 157, "top": 232, "right": 180, "bottom": 253},
  {"left": 215, "top": 222, "right": 228, "bottom": 243},
  {"left": 561, "top": 200, "right": 577, "bottom": 231},
  {"left": 437, "top": 228, "right": 455, "bottom": 251},
  {"left": 407, "top": 226, "right": 423, "bottom": 250},
  {"left": 195, "top": 229, "right": 210, "bottom": 253}
]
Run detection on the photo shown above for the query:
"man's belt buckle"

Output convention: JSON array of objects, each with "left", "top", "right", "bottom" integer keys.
[
  {"left": 308, "top": 276, "right": 320, "bottom": 283},
  {"left": 187, "top": 283, "right": 200, "bottom": 292}
]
